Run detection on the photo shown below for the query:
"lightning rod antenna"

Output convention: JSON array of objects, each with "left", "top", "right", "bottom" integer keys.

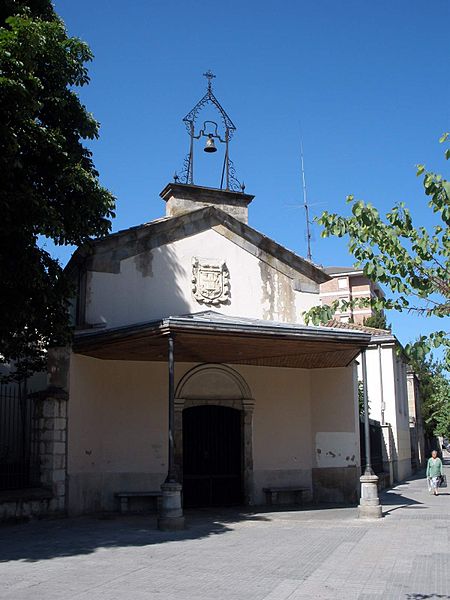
[{"left": 300, "top": 140, "right": 313, "bottom": 262}]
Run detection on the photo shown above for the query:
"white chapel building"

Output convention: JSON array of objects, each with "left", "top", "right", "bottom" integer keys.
[
  {"left": 54, "top": 181, "right": 373, "bottom": 517},
  {"left": 10, "top": 75, "right": 382, "bottom": 524}
]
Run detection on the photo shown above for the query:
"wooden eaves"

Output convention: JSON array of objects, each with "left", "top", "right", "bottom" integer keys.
[{"left": 73, "top": 312, "right": 371, "bottom": 370}]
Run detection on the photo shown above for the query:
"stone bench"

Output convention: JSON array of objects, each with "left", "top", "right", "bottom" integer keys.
[
  {"left": 263, "top": 486, "right": 309, "bottom": 506},
  {"left": 115, "top": 491, "right": 162, "bottom": 514}
]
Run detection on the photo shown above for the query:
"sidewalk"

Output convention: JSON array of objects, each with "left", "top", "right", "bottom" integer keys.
[{"left": 1, "top": 460, "right": 449, "bottom": 600}]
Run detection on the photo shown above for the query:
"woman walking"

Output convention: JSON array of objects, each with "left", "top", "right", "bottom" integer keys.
[{"left": 426, "top": 450, "right": 443, "bottom": 496}]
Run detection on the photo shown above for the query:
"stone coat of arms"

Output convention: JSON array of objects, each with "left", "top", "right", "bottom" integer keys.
[{"left": 192, "top": 258, "right": 230, "bottom": 305}]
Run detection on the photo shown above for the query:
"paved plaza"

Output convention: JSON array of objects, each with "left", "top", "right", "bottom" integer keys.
[{"left": 1, "top": 459, "right": 449, "bottom": 600}]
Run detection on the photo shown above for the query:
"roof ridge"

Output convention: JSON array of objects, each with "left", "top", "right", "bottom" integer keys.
[{"left": 66, "top": 206, "right": 329, "bottom": 284}]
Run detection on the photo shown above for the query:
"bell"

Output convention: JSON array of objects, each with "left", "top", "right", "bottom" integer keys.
[{"left": 204, "top": 135, "right": 217, "bottom": 153}]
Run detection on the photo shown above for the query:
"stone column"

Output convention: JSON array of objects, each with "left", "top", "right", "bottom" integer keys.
[
  {"left": 38, "top": 346, "right": 70, "bottom": 514},
  {"left": 158, "top": 334, "right": 184, "bottom": 530},
  {"left": 358, "top": 350, "right": 382, "bottom": 519},
  {"left": 157, "top": 481, "right": 184, "bottom": 531},
  {"left": 37, "top": 388, "right": 68, "bottom": 514},
  {"left": 358, "top": 473, "right": 382, "bottom": 518}
]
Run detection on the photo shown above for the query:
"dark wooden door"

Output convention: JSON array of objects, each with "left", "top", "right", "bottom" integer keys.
[{"left": 182, "top": 405, "right": 242, "bottom": 507}]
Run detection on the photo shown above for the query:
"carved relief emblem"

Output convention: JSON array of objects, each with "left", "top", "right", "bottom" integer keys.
[{"left": 192, "top": 258, "right": 230, "bottom": 305}]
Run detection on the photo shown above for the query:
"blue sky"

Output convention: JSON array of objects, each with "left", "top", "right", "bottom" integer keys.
[{"left": 53, "top": 0, "right": 449, "bottom": 351}]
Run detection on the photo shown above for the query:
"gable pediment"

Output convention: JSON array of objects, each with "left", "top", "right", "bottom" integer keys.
[{"left": 67, "top": 206, "right": 328, "bottom": 287}]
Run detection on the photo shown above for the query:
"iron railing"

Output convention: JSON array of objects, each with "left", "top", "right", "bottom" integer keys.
[{"left": 0, "top": 384, "right": 40, "bottom": 491}]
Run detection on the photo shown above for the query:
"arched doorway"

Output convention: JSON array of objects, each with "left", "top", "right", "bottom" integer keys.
[
  {"left": 174, "top": 364, "right": 255, "bottom": 505},
  {"left": 182, "top": 405, "right": 242, "bottom": 507}
]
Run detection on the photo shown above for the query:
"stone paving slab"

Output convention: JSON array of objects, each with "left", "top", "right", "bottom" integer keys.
[{"left": 1, "top": 460, "right": 449, "bottom": 600}]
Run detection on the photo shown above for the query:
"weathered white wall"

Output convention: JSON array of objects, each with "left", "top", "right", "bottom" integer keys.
[
  {"left": 359, "top": 344, "right": 412, "bottom": 482},
  {"left": 68, "top": 355, "right": 358, "bottom": 513},
  {"left": 314, "top": 432, "right": 358, "bottom": 468},
  {"left": 237, "top": 365, "right": 313, "bottom": 503},
  {"left": 393, "top": 353, "right": 412, "bottom": 481},
  {"left": 407, "top": 371, "right": 425, "bottom": 469},
  {"left": 294, "top": 290, "right": 320, "bottom": 318},
  {"left": 309, "top": 365, "right": 360, "bottom": 503},
  {"left": 84, "top": 228, "right": 318, "bottom": 329},
  {"left": 68, "top": 355, "right": 169, "bottom": 514},
  {"left": 310, "top": 366, "right": 360, "bottom": 469}
]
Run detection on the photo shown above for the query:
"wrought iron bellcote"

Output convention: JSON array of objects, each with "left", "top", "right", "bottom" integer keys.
[{"left": 177, "top": 71, "right": 243, "bottom": 192}]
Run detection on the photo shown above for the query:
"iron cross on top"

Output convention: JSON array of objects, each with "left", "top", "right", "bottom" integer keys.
[{"left": 203, "top": 69, "right": 216, "bottom": 90}]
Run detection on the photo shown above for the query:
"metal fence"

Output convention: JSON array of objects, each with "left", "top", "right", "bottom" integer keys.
[
  {"left": 0, "top": 384, "right": 40, "bottom": 491},
  {"left": 359, "top": 417, "right": 384, "bottom": 475}
]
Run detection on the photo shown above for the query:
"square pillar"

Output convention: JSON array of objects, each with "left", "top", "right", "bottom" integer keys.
[{"left": 37, "top": 389, "right": 68, "bottom": 514}]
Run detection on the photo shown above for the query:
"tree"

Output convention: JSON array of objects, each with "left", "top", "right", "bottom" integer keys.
[
  {"left": 410, "top": 356, "right": 450, "bottom": 439},
  {"left": 305, "top": 136, "right": 449, "bottom": 368},
  {"left": 0, "top": 1, "right": 115, "bottom": 380},
  {"left": 363, "top": 310, "right": 390, "bottom": 330}
]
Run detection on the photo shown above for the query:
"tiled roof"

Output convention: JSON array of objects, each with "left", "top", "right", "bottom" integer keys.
[{"left": 325, "top": 319, "right": 392, "bottom": 337}]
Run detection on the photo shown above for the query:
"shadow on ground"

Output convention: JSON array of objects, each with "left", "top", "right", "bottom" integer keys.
[
  {"left": 0, "top": 509, "right": 273, "bottom": 563},
  {"left": 380, "top": 459, "right": 450, "bottom": 516},
  {"left": 0, "top": 501, "right": 360, "bottom": 563},
  {"left": 1, "top": 505, "right": 311, "bottom": 563},
  {"left": 380, "top": 490, "right": 425, "bottom": 516},
  {"left": 5, "top": 462, "right": 448, "bottom": 564},
  {"left": 406, "top": 595, "right": 450, "bottom": 599}
]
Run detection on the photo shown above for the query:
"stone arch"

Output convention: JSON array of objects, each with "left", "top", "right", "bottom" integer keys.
[
  {"left": 175, "top": 363, "right": 252, "bottom": 404},
  {"left": 174, "top": 364, "right": 255, "bottom": 504}
]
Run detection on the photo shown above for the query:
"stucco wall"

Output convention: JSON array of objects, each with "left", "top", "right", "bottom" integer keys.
[
  {"left": 68, "top": 356, "right": 315, "bottom": 512},
  {"left": 84, "top": 228, "right": 317, "bottom": 329},
  {"left": 358, "top": 344, "right": 412, "bottom": 482},
  {"left": 396, "top": 430, "right": 413, "bottom": 481},
  {"left": 68, "top": 355, "right": 359, "bottom": 513},
  {"left": 310, "top": 366, "right": 360, "bottom": 502},
  {"left": 407, "top": 372, "right": 425, "bottom": 469},
  {"left": 68, "top": 355, "right": 170, "bottom": 514},
  {"left": 294, "top": 290, "right": 320, "bottom": 318},
  {"left": 236, "top": 365, "right": 313, "bottom": 504}
]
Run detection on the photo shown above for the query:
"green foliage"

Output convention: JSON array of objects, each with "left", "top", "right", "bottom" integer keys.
[
  {"left": 410, "top": 356, "right": 450, "bottom": 439},
  {"left": 0, "top": 1, "right": 115, "bottom": 380},
  {"left": 358, "top": 380, "right": 366, "bottom": 416},
  {"left": 363, "top": 310, "right": 390, "bottom": 330},
  {"left": 305, "top": 136, "right": 449, "bottom": 368},
  {"left": 304, "top": 296, "right": 371, "bottom": 326}
]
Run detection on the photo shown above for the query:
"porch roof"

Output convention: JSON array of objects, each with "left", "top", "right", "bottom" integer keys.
[{"left": 73, "top": 311, "right": 371, "bottom": 369}]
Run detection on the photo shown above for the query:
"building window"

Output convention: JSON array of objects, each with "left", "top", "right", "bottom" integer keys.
[{"left": 338, "top": 277, "right": 347, "bottom": 290}]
